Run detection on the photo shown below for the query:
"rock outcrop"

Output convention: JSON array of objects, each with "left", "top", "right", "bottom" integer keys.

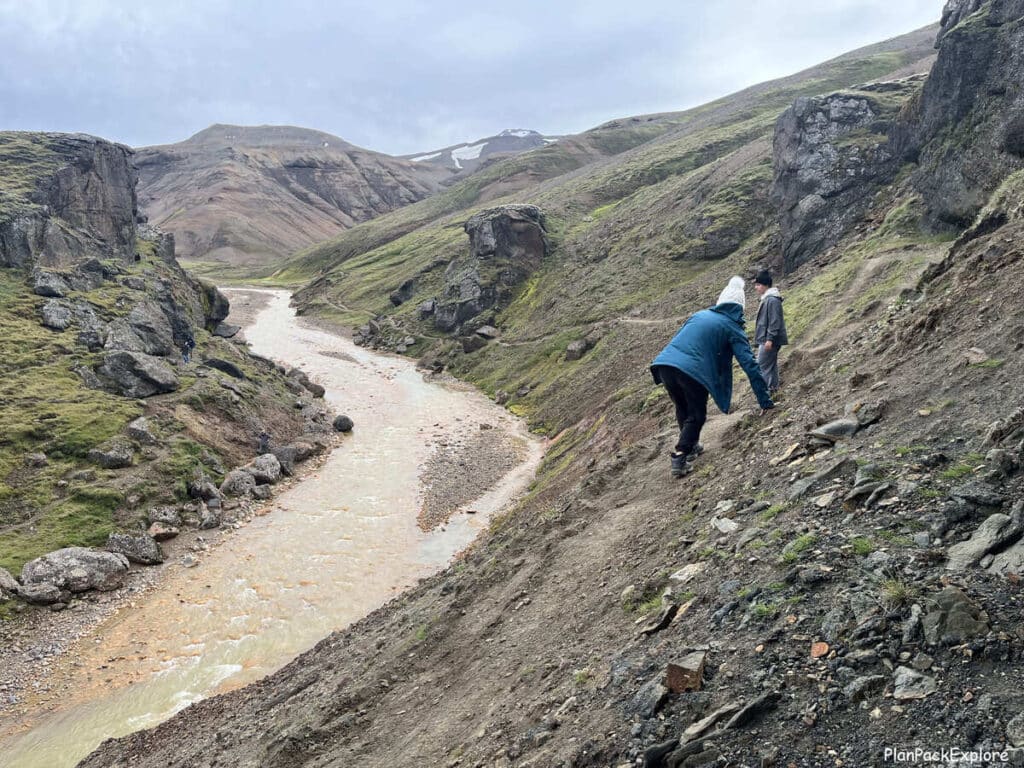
[
  {"left": 0, "top": 133, "right": 137, "bottom": 268},
  {"left": 772, "top": 80, "right": 922, "bottom": 271},
  {"left": 894, "top": 0, "right": 1024, "bottom": 228},
  {"left": 96, "top": 351, "right": 180, "bottom": 398},
  {"left": 434, "top": 205, "right": 548, "bottom": 332}
]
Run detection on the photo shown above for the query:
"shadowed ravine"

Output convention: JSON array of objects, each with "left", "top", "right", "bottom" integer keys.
[{"left": 0, "top": 289, "right": 542, "bottom": 768}]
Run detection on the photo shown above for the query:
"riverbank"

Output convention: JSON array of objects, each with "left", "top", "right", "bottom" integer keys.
[{"left": 0, "top": 289, "right": 544, "bottom": 768}]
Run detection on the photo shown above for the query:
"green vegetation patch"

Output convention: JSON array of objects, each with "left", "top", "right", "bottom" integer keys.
[
  {"left": 0, "top": 485, "right": 123, "bottom": 574},
  {"left": 0, "top": 133, "right": 63, "bottom": 225}
]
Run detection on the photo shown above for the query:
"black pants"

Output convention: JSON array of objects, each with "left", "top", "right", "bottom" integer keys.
[{"left": 655, "top": 365, "right": 709, "bottom": 455}]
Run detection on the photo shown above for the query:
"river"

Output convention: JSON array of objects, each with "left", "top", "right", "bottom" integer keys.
[{"left": 0, "top": 288, "right": 542, "bottom": 768}]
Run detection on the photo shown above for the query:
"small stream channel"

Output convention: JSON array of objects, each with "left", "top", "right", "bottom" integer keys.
[{"left": 0, "top": 288, "right": 542, "bottom": 768}]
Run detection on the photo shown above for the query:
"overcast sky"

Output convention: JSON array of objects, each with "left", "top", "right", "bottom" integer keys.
[{"left": 0, "top": 0, "right": 941, "bottom": 155}]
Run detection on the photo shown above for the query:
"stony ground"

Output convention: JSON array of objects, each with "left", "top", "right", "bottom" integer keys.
[{"left": 419, "top": 425, "right": 528, "bottom": 531}]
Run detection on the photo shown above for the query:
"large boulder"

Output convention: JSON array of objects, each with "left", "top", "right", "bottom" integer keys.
[
  {"left": 247, "top": 454, "right": 282, "bottom": 484},
  {"left": 40, "top": 299, "right": 73, "bottom": 330},
  {"left": 389, "top": 277, "right": 416, "bottom": 306},
  {"left": 20, "top": 547, "right": 130, "bottom": 593},
  {"left": 147, "top": 506, "right": 181, "bottom": 526},
  {"left": 287, "top": 368, "right": 325, "bottom": 398},
  {"left": 271, "top": 445, "right": 297, "bottom": 476},
  {"left": 212, "top": 322, "right": 240, "bottom": 338},
  {"left": 202, "top": 358, "right": 245, "bottom": 379},
  {"left": 946, "top": 512, "right": 1022, "bottom": 570},
  {"left": 106, "top": 533, "right": 164, "bottom": 565},
  {"left": 289, "top": 440, "right": 321, "bottom": 461},
  {"left": 15, "top": 582, "right": 67, "bottom": 605},
  {"left": 201, "top": 281, "right": 231, "bottom": 325},
  {"left": 96, "top": 351, "right": 179, "bottom": 397},
  {"left": 71, "top": 300, "right": 107, "bottom": 351},
  {"left": 126, "top": 416, "right": 157, "bottom": 445},
  {"left": 32, "top": 269, "right": 71, "bottom": 297},
  {"left": 87, "top": 439, "right": 135, "bottom": 469},
  {"left": 124, "top": 300, "right": 175, "bottom": 356},
  {"left": 220, "top": 469, "right": 256, "bottom": 497}
]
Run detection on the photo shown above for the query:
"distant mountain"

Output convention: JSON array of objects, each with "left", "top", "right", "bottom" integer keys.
[
  {"left": 402, "top": 128, "right": 559, "bottom": 174},
  {"left": 134, "top": 124, "right": 450, "bottom": 277}
]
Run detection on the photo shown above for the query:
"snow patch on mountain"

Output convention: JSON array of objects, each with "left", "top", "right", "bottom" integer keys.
[{"left": 450, "top": 142, "right": 487, "bottom": 168}]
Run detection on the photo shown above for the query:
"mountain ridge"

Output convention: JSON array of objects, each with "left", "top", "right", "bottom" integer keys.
[{"left": 134, "top": 124, "right": 451, "bottom": 278}]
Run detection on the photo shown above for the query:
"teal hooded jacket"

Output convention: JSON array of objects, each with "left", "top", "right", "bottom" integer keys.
[{"left": 651, "top": 303, "right": 773, "bottom": 413}]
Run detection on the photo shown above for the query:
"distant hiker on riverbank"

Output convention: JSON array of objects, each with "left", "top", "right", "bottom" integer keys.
[
  {"left": 753, "top": 269, "right": 787, "bottom": 396},
  {"left": 181, "top": 333, "right": 195, "bottom": 364},
  {"left": 651, "top": 276, "right": 775, "bottom": 478}
]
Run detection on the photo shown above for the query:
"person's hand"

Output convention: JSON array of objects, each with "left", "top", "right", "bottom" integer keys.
[{"left": 764, "top": 340, "right": 774, "bottom": 351}]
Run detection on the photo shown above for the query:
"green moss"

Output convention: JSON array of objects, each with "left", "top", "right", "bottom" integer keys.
[
  {"left": 969, "top": 358, "right": 1004, "bottom": 369},
  {"left": 876, "top": 530, "right": 914, "bottom": 547},
  {"left": 940, "top": 463, "right": 975, "bottom": 480},
  {"left": 750, "top": 601, "right": 780, "bottom": 620},
  {"left": 0, "top": 133, "right": 63, "bottom": 225},
  {"left": 851, "top": 536, "right": 875, "bottom": 556},
  {"left": 759, "top": 503, "right": 787, "bottom": 522},
  {"left": 780, "top": 533, "right": 816, "bottom": 564},
  {"left": 0, "top": 485, "right": 123, "bottom": 574},
  {"left": 881, "top": 579, "right": 917, "bottom": 608}
]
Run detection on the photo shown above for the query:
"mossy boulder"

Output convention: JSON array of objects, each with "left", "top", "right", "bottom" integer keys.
[{"left": 434, "top": 205, "right": 548, "bottom": 333}]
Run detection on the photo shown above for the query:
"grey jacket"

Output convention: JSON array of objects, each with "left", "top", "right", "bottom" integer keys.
[{"left": 754, "top": 289, "right": 788, "bottom": 346}]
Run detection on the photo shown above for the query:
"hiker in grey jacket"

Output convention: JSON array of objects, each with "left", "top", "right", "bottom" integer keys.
[{"left": 753, "top": 269, "right": 787, "bottom": 394}]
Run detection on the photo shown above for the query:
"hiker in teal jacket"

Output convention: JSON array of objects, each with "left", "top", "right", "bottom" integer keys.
[{"left": 651, "top": 276, "right": 774, "bottom": 477}]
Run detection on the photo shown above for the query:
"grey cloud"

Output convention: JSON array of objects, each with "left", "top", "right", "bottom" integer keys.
[{"left": 0, "top": 0, "right": 941, "bottom": 154}]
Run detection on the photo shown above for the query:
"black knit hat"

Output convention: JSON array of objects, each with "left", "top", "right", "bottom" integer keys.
[{"left": 754, "top": 269, "right": 772, "bottom": 287}]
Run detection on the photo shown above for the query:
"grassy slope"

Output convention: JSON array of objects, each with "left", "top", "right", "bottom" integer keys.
[
  {"left": 0, "top": 133, "right": 63, "bottom": 226},
  {"left": 273, "top": 33, "right": 933, "bottom": 289},
  {"left": 272, "top": 29, "right": 935, "bottom": 440}
]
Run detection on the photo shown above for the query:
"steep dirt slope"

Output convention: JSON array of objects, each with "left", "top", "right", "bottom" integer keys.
[
  {"left": 135, "top": 125, "right": 450, "bottom": 279},
  {"left": 82, "top": 5, "right": 1024, "bottom": 766}
]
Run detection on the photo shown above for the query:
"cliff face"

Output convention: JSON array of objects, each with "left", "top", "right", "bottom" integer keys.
[
  {"left": 895, "top": 0, "right": 1024, "bottom": 227},
  {"left": 135, "top": 124, "right": 451, "bottom": 276},
  {"left": 771, "top": 82, "right": 921, "bottom": 271},
  {"left": 0, "top": 133, "right": 137, "bottom": 268}
]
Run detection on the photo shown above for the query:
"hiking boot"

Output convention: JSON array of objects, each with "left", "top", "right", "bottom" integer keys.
[
  {"left": 688, "top": 443, "right": 705, "bottom": 460},
  {"left": 671, "top": 453, "right": 694, "bottom": 478}
]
